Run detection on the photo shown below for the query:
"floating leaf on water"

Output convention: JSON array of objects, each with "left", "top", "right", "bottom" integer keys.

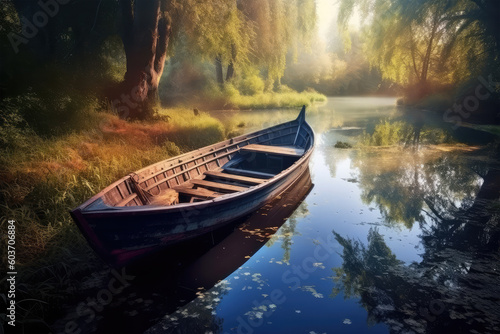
[{"left": 313, "top": 262, "right": 325, "bottom": 269}]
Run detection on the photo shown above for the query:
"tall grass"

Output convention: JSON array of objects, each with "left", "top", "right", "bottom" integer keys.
[
  {"left": 229, "top": 90, "right": 326, "bottom": 109},
  {"left": 0, "top": 107, "right": 227, "bottom": 324},
  {"left": 157, "top": 108, "right": 226, "bottom": 148}
]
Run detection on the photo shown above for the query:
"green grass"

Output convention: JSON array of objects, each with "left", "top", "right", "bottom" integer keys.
[
  {"left": 1, "top": 108, "right": 226, "bottom": 264},
  {"left": 200, "top": 83, "right": 327, "bottom": 110},
  {"left": 156, "top": 108, "right": 226, "bottom": 149},
  {"left": 228, "top": 90, "right": 326, "bottom": 109},
  {"left": 0, "top": 107, "right": 227, "bottom": 325}
]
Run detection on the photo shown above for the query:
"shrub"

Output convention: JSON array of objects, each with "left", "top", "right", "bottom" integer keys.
[
  {"left": 334, "top": 141, "right": 353, "bottom": 148},
  {"left": 240, "top": 74, "right": 265, "bottom": 95}
]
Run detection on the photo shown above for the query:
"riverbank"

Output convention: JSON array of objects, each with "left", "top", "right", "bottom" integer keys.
[{"left": 163, "top": 84, "right": 327, "bottom": 110}]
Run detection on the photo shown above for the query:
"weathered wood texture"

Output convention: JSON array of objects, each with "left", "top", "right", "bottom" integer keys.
[
  {"left": 70, "top": 106, "right": 315, "bottom": 266},
  {"left": 190, "top": 179, "right": 248, "bottom": 193},
  {"left": 203, "top": 171, "right": 266, "bottom": 185},
  {"left": 241, "top": 144, "right": 305, "bottom": 157}
]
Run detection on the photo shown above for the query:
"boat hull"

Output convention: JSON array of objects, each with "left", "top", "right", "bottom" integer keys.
[
  {"left": 71, "top": 107, "right": 315, "bottom": 267},
  {"left": 71, "top": 154, "right": 311, "bottom": 266}
]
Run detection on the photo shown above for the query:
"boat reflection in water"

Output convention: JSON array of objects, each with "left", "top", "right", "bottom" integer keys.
[{"left": 55, "top": 167, "right": 313, "bottom": 334}]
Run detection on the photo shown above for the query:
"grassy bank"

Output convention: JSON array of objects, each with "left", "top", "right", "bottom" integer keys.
[
  {"left": 165, "top": 82, "right": 327, "bottom": 110},
  {"left": 227, "top": 89, "right": 327, "bottom": 110},
  {"left": 0, "top": 107, "right": 227, "bottom": 322}
]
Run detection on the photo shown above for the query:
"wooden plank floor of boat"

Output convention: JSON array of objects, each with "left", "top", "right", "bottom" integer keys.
[
  {"left": 175, "top": 186, "right": 220, "bottom": 200},
  {"left": 191, "top": 179, "right": 247, "bottom": 193},
  {"left": 168, "top": 153, "right": 282, "bottom": 202},
  {"left": 240, "top": 144, "right": 304, "bottom": 157},
  {"left": 204, "top": 171, "right": 266, "bottom": 185}
]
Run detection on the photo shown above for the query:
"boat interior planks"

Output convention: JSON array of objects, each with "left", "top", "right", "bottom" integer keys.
[
  {"left": 240, "top": 144, "right": 305, "bottom": 157},
  {"left": 203, "top": 171, "right": 266, "bottom": 185},
  {"left": 189, "top": 179, "right": 248, "bottom": 193}
]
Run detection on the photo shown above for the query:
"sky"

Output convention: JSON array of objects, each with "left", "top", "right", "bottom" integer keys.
[{"left": 316, "top": 0, "right": 362, "bottom": 43}]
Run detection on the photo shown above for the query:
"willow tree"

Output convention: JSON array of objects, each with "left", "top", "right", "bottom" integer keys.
[
  {"left": 338, "top": 0, "right": 491, "bottom": 100},
  {"left": 239, "top": 0, "right": 317, "bottom": 90},
  {"left": 175, "top": 0, "right": 252, "bottom": 86}
]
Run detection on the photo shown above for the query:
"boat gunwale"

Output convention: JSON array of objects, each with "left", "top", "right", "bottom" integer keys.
[{"left": 73, "top": 116, "right": 315, "bottom": 215}]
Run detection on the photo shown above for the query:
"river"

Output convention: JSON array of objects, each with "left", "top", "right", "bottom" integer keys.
[{"left": 53, "top": 97, "right": 500, "bottom": 334}]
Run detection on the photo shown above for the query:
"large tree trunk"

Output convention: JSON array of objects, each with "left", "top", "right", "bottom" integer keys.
[
  {"left": 117, "top": 0, "right": 171, "bottom": 120},
  {"left": 215, "top": 55, "right": 224, "bottom": 87},
  {"left": 420, "top": 12, "right": 440, "bottom": 86}
]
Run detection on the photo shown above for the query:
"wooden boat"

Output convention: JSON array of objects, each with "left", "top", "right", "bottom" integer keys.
[{"left": 70, "top": 106, "right": 314, "bottom": 266}]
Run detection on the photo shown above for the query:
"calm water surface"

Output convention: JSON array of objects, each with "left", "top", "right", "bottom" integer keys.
[{"left": 55, "top": 97, "right": 500, "bottom": 334}]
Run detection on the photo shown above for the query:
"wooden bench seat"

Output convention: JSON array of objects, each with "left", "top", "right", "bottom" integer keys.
[
  {"left": 223, "top": 167, "right": 275, "bottom": 179},
  {"left": 240, "top": 144, "right": 304, "bottom": 157},
  {"left": 191, "top": 179, "right": 247, "bottom": 193},
  {"left": 204, "top": 171, "right": 266, "bottom": 185},
  {"left": 175, "top": 186, "right": 220, "bottom": 200}
]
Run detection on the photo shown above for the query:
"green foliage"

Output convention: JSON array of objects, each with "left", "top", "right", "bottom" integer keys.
[
  {"left": 236, "top": 0, "right": 317, "bottom": 86},
  {"left": 158, "top": 108, "right": 226, "bottom": 149},
  {"left": 229, "top": 89, "right": 326, "bottom": 110},
  {"left": 361, "top": 119, "right": 452, "bottom": 147},
  {"left": 240, "top": 73, "right": 266, "bottom": 95},
  {"left": 174, "top": 0, "right": 252, "bottom": 68},
  {"left": 334, "top": 141, "right": 353, "bottom": 149},
  {"left": 338, "top": 0, "right": 499, "bottom": 100},
  {"left": 362, "top": 120, "right": 411, "bottom": 146},
  {"left": 0, "top": 101, "right": 33, "bottom": 149}
]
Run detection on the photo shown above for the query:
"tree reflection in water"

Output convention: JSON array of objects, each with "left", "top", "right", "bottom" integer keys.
[{"left": 331, "top": 145, "right": 500, "bottom": 333}]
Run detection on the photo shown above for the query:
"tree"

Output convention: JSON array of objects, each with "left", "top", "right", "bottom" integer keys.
[
  {"left": 338, "top": 0, "right": 496, "bottom": 101},
  {"left": 117, "top": 0, "right": 172, "bottom": 120},
  {"left": 239, "top": 0, "right": 317, "bottom": 90},
  {"left": 173, "top": 0, "right": 252, "bottom": 87}
]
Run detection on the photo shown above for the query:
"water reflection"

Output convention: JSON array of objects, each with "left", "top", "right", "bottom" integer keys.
[
  {"left": 331, "top": 146, "right": 500, "bottom": 333},
  {"left": 353, "top": 147, "right": 484, "bottom": 228},
  {"left": 267, "top": 202, "right": 309, "bottom": 264}
]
